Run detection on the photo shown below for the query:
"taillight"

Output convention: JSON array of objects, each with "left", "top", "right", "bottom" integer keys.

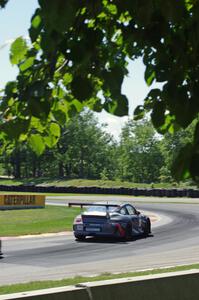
[{"left": 74, "top": 216, "right": 83, "bottom": 224}]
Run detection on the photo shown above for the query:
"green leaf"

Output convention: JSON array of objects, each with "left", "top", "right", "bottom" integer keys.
[
  {"left": 145, "top": 66, "right": 155, "bottom": 86},
  {"left": 49, "top": 123, "right": 60, "bottom": 138},
  {"left": 32, "top": 14, "right": 41, "bottom": 29},
  {"left": 104, "top": 94, "right": 128, "bottom": 117},
  {"left": 44, "top": 135, "right": 54, "bottom": 148},
  {"left": 39, "top": 0, "right": 78, "bottom": 32},
  {"left": 107, "top": 4, "right": 117, "bottom": 15},
  {"left": 0, "top": 119, "right": 30, "bottom": 140},
  {"left": 103, "top": 66, "right": 124, "bottom": 97},
  {"left": 52, "top": 99, "right": 68, "bottom": 125},
  {"left": 44, "top": 123, "right": 60, "bottom": 147},
  {"left": 71, "top": 76, "right": 93, "bottom": 102},
  {"left": 28, "top": 97, "right": 50, "bottom": 119},
  {"left": 87, "top": 98, "right": 103, "bottom": 113},
  {"left": 27, "top": 82, "right": 51, "bottom": 119},
  {"left": 30, "top": 117, "right": 45, "bottom": 133},
  {"left": 10, "top": 37, "right": 28, "bottom": 65},
  {"left": 151, "top": 101, "right": 166, "bottom": 132},
  {"left": 134, "top": 105, "right": 145, "bottom": 120},
  {"left": 29, "top": 9, "right": 43, "bottom": 42},
  {"left": 29, "top": 134, "right": 45, "bottom": 156},
  {"left": 68, "top": 100, "right": 83, "bottom": 118},
  {"left": 144, "top": 89, "right": 161, "bottom": 111},
  {"left": 164, "top": 85, "right": 195, "bottom": 128},
  {"left": 4, "top": 81, "right": 17, "bottom": 97},
  {"left": 63, "top": 73, "right": 72, "bottom": 85},
  {"left": 19, "top": 57, "right": 34, "bottom": 72},
  {"left": 53, "top": 111, "right": 66, "bottom": 125},
  {"left": 185, "top": 0, "right": 193, "bottom": 11}
]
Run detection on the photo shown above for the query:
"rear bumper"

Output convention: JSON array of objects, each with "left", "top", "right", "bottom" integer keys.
[{"left": 73, "top": 223, "right": 125, "bottom": 238}]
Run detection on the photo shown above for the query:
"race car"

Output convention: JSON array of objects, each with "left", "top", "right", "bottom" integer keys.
[{"left": 69, "top": 202, "right": 151, "bottom": 241}]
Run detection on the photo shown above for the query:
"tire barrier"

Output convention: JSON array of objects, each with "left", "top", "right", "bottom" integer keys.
[{"left": 0, "top": 184, "right": 198, "bottom": 198}]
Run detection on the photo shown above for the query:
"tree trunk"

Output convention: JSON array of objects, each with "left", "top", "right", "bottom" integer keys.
[{"left": 13, "top": 150, "right": 21, "bottom": 178}]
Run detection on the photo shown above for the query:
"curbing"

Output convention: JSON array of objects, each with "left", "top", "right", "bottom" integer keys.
[{"left": 0, "top": 270, "right": 199, "bottom": 300}]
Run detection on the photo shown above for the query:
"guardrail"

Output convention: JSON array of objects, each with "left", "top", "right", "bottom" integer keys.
[
  {"left": 1, "top": 270, "right": 199, "bottom": 300},
  {"left": 0, "top": 184, "right": 198, "bottom": 197}
]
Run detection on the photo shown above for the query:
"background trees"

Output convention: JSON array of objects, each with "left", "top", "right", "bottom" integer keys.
[
  {"left": 159, "top": 123, "right": 195, "bottom": 182},
  {"left": 0, "top": 112, "right": 192, "bottom": 185},
  {"left": 116, "top": 119, "right": 163, "bottom": 183},
  {"left": 0, "top": 111, "right": 116, "bottom": 179}
]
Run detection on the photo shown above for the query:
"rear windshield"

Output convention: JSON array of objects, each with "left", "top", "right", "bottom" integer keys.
[{"left": 86, "top": 206, "right": 117, "bottom": 213}]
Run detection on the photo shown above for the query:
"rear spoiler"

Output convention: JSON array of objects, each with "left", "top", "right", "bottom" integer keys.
[{"left": 68, "top": 202, "right": 119, "bottom": 209}]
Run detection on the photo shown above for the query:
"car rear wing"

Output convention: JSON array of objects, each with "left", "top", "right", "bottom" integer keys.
[{"left": 68, "top": 202, "right": 120, "bottom": 209}]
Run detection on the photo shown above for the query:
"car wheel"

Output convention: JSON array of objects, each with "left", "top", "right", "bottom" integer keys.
[
  {"left": 75, "top": 234, "right": 86, "bottom": 241},
  {"left": 124, "top": 223, "right": 132, "bottom": 241},
  {"left": 143, "top": 219, "right": 151, "bottom": 236}
]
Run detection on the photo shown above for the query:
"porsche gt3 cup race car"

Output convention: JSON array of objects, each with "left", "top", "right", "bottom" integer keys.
[{"left": 69, "top": 202, "right": 151, "bottom": 241}]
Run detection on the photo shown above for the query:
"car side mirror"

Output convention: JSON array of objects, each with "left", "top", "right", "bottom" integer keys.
[{"left": 136, "top": 211, "right": 140, "bottom": 215}]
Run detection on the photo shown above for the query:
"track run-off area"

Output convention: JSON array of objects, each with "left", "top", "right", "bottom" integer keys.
[{"left": 1, "top": 195, "right": 199, "bottom": 286}]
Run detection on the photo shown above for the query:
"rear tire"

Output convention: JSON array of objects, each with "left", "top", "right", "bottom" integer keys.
[
  {"left": 124, "top": 223, "right": 132, "bottom": 241},
  {"left": 75, "top": 234, "right": 86, "bottom": 241},
  {"left": 143, "top": 219, "right": 151, "bottom": 236}
]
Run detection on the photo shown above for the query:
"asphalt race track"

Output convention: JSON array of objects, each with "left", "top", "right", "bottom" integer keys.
[{"left": 1, "top": 197, "right": 199, "bottom": 286}]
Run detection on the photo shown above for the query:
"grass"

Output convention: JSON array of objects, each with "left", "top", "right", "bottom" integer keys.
[
  {"left": 0, "top": 177, "right": 196, "bottom": 189},
  {"left": 0, "top": 263, "right": 199, "bottom": 295},
  {"left": 0, "top": 205, "right": 81, "bottom": 236}
]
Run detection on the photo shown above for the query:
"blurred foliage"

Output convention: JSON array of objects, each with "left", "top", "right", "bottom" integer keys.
[
  {"left": 1, "top": 0, "right": 199, "bottom": 180},
  {"left": 0, "top": 0, "right": 8, "bottom": 8}
]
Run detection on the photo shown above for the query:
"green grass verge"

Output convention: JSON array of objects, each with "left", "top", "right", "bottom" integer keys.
[
  {"left": 0, "top": 177, "right": 196, "bottom": 189},
  {"left": 0, "top": 264, "right": 199, "bottom": 295},
  {"left": 0, "top": 205, "right": 81, "bottom": 236}
]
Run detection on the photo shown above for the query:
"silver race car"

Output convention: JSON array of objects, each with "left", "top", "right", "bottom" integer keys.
[{"left": 69, "top": 202, "right": 151, "bottom": 241}]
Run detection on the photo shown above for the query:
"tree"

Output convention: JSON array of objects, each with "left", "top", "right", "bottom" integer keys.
[
  {"left": 55, "top": 110, "right": 116, "bottom": 179},
  {"left": 117, "top": 119, "right": 163, "bottom": 183},
  {"left": 1, "top": 110, "right": 116, "bottom": 179},
  {"left": 159, "top": 123, "right": 195, "bottom": 182},
  {"left": 1, "top": 1, "right": 199, "bottom": 180}
]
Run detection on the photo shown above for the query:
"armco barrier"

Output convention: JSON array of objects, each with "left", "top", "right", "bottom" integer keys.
[
  {"left": 0, "top": 184, "right": 198, "bottom": 198},
  {"left": 1, "top": 270, "right": 199, "bottom": 300}
]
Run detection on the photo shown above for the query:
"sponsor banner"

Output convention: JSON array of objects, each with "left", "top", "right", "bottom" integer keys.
[{"left": 0, "top": 194, "right": 45, "bottom": 210}]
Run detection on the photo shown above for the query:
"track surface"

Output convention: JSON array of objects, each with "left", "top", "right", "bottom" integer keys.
[{"left": 1, "top": 198, "right": 199, "bottom": 285}]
